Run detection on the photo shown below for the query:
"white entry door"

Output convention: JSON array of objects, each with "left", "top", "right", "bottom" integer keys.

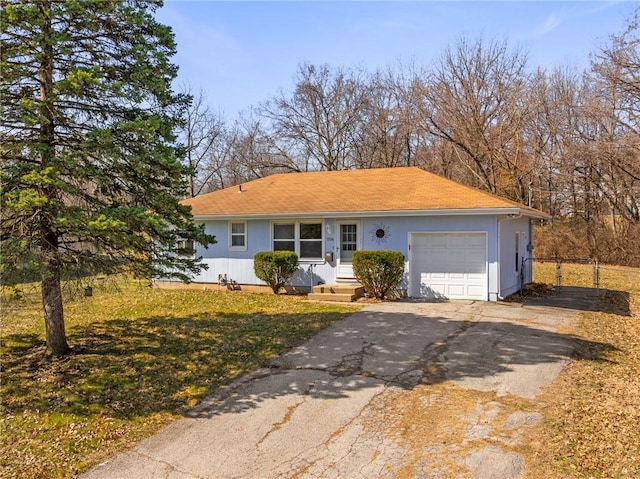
[
  {"left": 336, "top": 221, "right": 360, "bottom": 279},
  {"left": 410, "top": 232, "right": 487, "bottom": 300}
]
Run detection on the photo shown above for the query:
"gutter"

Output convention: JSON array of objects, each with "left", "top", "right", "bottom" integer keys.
[{"left": 192, "top": 207, "right": 542, "bottom": 222}]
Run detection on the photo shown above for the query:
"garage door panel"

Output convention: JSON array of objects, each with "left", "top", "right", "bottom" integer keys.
[
  {"left": 468, "top": 285, "right": 486, "bottom": 297},
  {"left": 411, "top": 233, "right": 487, "bottom": 300},
  {"left": 467, "top": 268, "right": 485, "bottom": 276},
  {"left": 428, "top": 284, "right": 447, "bottom": 296},
  {"left": 467, "top": 262, "right": 486, "bottom": 275},
  {"left": 429, "top": 235, "right": 448, "bottom": 247},
  {"left": 428, "top": 260, "right": 448, "bottom": 273},
  {"left": 446, "top": 260, "right": 469, "bottom": 274},
  {"left": 467, "top": 235, "right": 486, "bottom": 248},
  {"left": 449, "top": 284, "right": 465, "bottom": 296},
  {"left": 421, "top": 285, "right": 447, "bottom": 298},
  {"left": 448, "top": 236, "right": 467, "bottom": 247}
]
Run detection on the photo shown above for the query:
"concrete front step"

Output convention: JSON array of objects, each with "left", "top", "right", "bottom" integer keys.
[
  {"left": 308, "top": 284, "right": 365, "bottom": 302},
  {"left": 307, "top": 293, "right": 361, "bottom": 302}
]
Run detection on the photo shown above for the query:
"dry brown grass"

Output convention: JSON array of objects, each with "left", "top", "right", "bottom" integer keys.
[{"left": 521, "top": 263, "right": 640, "bottom": 479}]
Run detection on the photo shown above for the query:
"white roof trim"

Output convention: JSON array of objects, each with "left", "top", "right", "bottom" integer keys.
[{"left": 192, "top": 207, "right": 549, "bottom": 221}]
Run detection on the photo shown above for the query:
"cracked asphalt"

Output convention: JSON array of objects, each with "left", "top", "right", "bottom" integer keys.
[{"left": 81, "top": 289, "right": 600, "bottom": 479}]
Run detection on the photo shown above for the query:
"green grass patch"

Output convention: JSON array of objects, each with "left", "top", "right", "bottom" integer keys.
[
  {"left": 0, "top": 279, "right": 359, "bottom": 479},
  {"left": 524, "top": 262, "right": 640, "bottom": 478}
]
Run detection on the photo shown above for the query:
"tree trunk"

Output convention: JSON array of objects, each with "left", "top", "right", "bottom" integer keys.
[
  {"left": 38, "top": 0, "right": 69, "bottom": 356},
  {"left": 41, "top": 247, "right": 69, "bottom": 356}
]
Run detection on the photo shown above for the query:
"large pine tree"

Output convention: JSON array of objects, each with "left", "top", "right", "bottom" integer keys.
[{"left": 0, "top": 0, "right": 215, "bottom": 355}]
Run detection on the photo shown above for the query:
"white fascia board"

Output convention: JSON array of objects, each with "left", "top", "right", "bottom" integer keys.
[{"left": 192, "top": 207, "right": 545, "bottom": 221}]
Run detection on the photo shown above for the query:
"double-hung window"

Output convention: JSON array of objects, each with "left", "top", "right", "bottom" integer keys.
[
  {"left": 272, "top": 221, "right": 323, "bottom": 261},
  {"left": 273, "top": 223, "right": 295, "bottom": 252},
  {"left": 229, "top": 221, "right": 247, "bottom": 251},
  {"left": 176, "top": 239, "right": 195, "bottom": 254}
]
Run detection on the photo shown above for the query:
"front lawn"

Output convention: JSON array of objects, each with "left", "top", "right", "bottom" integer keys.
[{"left": 0, "top": 279, "right": 359, "bottom": 479}]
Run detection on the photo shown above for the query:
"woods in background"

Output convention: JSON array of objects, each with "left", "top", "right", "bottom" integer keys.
[{"left": 179, "top": 8, "right": 639, "bottom": 267}]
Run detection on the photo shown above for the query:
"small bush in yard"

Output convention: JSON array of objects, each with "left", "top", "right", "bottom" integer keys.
[
  {"left": 353, "top": 250, "right": 405, "bottom": 299},
  {"left": 254, "top": 251, "right": 299, "bottom": 294}
]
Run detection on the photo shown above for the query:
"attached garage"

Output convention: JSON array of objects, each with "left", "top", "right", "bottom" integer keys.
[{"left": 409, "top": 232, "right": 488, "bottom": 300}]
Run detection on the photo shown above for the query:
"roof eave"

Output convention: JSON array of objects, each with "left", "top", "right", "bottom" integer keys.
[{"left": 192, "top": 207, "right": 550, "bottom": 221}]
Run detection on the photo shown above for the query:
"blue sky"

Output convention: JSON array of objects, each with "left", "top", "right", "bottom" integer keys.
[{"left": 157, "top": 1, "right": 636, "bottom": 116}]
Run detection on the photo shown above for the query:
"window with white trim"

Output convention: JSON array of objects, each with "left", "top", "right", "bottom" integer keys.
[
  {"left": 300, "top": 223, "right": 322, "bottom": 259},
  {"left": 176, "top": 239, "right": 195, "bottom": 256},
  {"left": 229, "top": 221, "right": 247, "bottom": 251},
  {"left": 273, "top": 223, "right": 295, "bottom": 252},
  {"left": 272, "top": 221, "right": 323, "bottom": 260}
]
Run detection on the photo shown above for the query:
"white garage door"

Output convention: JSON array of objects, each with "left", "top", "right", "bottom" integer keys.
[{"left": 410, "top": 232, "right": 487, "bottom": 300}]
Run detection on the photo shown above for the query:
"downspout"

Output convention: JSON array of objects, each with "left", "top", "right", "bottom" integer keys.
[
  {"left": 527, "top": 218, "right": 534, "bottom": 284},
  {"left": 496, "top": 213, "right": 522, "bottom": 301}
]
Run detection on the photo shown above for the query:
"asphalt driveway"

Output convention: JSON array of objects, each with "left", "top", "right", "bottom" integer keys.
[{"left": 82, "top": 290, "right": 600, "bottom": 479}]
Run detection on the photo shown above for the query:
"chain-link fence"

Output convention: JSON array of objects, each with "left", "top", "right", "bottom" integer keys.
[{"left": 530, "top": 258, "right": 640, "bottom": 293}]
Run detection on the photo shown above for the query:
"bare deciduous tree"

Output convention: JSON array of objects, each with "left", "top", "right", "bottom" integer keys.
[
  {"left": 353, "top": 66, "right": 423, "bottom": 169},
  {"left": 178, "top": 85, "right": 229, "bottom": 196},
  {"left": 226, "top": 111, "right": 300, "bottom": 183},
  {"left": 418, "top": 36, "right": 532, "bottom": 201},
  {"left": 260, "top": 64, "right": 369, "bottom": 171}
]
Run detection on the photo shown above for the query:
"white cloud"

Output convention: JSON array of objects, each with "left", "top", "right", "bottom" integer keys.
[{"left": 534, "top": 12, "right": 562, "bottom": 37}]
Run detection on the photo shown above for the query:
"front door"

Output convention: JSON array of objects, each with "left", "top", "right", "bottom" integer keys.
[{"left": 337, "top": 221, "right": 360, "bottom": 279}]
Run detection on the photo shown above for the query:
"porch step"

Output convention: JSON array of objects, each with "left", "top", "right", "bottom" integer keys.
[{"left": 308, "top": 284, "right": 364, "bottom": 302}]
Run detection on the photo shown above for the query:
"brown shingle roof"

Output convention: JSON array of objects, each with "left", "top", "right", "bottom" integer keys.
[{"left": 182, "top": 167, "right": 548, "bottom": 218}]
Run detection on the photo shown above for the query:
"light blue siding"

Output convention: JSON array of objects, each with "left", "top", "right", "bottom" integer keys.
[
  {"left": 192, "top": 219, "right": 334, "bottom": 286},
  {"left": 188, "top": 215, "right": 513, "bottom": 299},
  {"left": 497, "top": 216, "right": 533, "bottom": 298}
]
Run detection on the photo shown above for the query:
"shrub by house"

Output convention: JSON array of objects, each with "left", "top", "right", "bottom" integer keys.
[
  {"left": 353, "top": 250, "right": 404, "bottom": 299},
  {"left": 253, "top": 251, "right": 299, "bottom": 294}
]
